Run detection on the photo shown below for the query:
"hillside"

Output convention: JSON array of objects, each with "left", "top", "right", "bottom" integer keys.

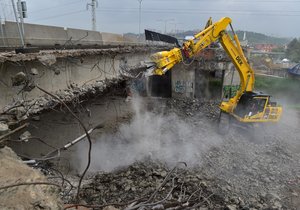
[
  {"left": 127, "top": 28, "right": 292, "bottom": 46},
  {"left": 235, "top": 30, "right": 291, "bottom": 45},
  {"left": 169, "top": 30, "right": 291, "bottom": 46}
]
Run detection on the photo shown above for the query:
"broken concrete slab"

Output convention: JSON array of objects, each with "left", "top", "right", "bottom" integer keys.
[
  {"left": 0, "top": 122, "right": 9, "bottom": 135},
  {"left": 0, "top": 146, "right": 63, "bottom": 209},
  {"left": 0, "top": 46, "right": 169, "bottom": 63}
]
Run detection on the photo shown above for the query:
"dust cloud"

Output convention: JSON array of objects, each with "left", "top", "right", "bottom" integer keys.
[{"left": 73, "top": 97, "right": 223, "bottom": 172}]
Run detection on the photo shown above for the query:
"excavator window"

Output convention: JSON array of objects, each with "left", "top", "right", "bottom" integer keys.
[
  {"left": 234, "top": 92, "right": 268, "bottom": 118},
  {"left": 256, "top": 98, "right": 267, "bottom": 113}
]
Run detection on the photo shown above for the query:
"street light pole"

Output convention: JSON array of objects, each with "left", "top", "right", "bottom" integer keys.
[
  {"left": 138, "top": 0, "right": 142, "bottom": 41},
  {"left": 164, "top": 20, "right": 167, "bottom": 34},
  {"left": 157, "top": 19, "right": 174, "bottom": 34},
  {"left": 170, "top": 22, "right": 182, "bottom": 36}
]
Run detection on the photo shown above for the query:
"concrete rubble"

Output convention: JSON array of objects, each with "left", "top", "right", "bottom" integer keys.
[
  {"left": 0, "top": 146, "right": 63, "bottom": 209},
  {"left": 165, "top": 98, "right": 220, "bottom": 119},
  {"left": 79, "top": 161, "right": 227, "bottom": 209},
  {"left": 48, "top": 98, "right": 299, "bottom": 210}
]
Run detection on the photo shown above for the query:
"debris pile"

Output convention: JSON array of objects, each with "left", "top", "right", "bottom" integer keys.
[
  {"left": 2, "top": 94, "right": 299, "bottom": 210},
  {"left": 79, "top": 161, "right": 227, "bottom": 209},
  {"left": 75, "top": 158, "right": 297, "bottom": 210},
  {"left": 165, "top": 98, "right": 220, "bottom": 119},
  {"left": 0, "top": 146, "right": 63, "bottom": 209},
  {"left": 67, "top": 98, "right": 300, "bottom": 210}
]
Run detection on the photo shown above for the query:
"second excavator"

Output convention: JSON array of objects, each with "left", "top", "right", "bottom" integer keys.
[{"left": 145, "top": 17, "right": 282, "bottom": 123}]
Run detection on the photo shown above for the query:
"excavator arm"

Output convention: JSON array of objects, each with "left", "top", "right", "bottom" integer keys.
[
  {"left": 147, "top": 17, "right": 282, "bottom": 123},
  {"left": 149, "top": 17, "right": 229, "bottom": 74}
]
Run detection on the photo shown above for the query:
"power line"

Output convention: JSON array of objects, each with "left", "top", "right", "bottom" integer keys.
[
  {"left": 30, "top": 9, "right": 87, "bottom": 21},
  {"left": 29, "top": 0, "right": 82, "bottom": 14},
  {"left": 96, "top": 0, "right": 300, "bottom": 2},
  {"left": 27, "top": 7, "right": 300, "bottom": 23},
  {"left": 0, "top": 0, "right": 14, "bottom": 20},
  {"left": 92, "top": 8, "right": 300, "bottom": 17},
  {"left": 22, "top": 3, "right": 300, "bottom": 24},
  {"left": 97, "top": 7, "right": 300, "bottom": 13},
  {"left": 142, "top": 0, "right": 300, "bottom": 2}
]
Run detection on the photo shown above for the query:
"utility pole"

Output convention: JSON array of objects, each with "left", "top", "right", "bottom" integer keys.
[
  {"left": 171, "top": 22, "right": 182, "bottom": 37},
  {"left": 157, "top": 19, "right": 174, "bottom": 34},
  {"left": 17, "top": 0, "right": 24, "bottom": 35},
  {"left": 87, "top": 0, "right": 98, "bottom": 31},
  {"left": 138, "top": 0, "right": 142, "bottom": 41},
  {"left": 11, "top": 0, "right": 24, "bottom": 47}
]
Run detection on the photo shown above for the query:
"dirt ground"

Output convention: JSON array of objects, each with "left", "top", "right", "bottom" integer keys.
[{"left": 2, "top": 96, "right": 300, "bottom": 210}]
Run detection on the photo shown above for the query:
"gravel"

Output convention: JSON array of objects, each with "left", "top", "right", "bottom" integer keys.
[{"left": 62, "top": 97, "right": 300, "bottom": 209}]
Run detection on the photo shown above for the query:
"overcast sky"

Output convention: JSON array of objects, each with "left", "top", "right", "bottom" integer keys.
[{"left": 1, "top": 0, "right": 300, "bottom": 37}]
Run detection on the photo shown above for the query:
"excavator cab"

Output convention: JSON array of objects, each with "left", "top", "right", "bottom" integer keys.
[{"left": 233, "top": 92, "right": 282, "bottom": 123}]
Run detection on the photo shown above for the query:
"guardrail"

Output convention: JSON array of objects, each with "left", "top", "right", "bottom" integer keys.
[{"left": 0, "top": 21, "right": 151, "bottom": 49}]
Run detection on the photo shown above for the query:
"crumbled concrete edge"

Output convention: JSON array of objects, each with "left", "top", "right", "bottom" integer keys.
[
  {"left": 0, "top": 46, "right": 170, "bottom": 63},
  {"left": 1, "top": 77, "right": 126, "bottom": 124}
]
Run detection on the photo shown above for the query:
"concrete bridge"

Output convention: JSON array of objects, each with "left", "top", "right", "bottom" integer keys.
[{"left": 0, "top": 22, "right": 236, "bottom": 174}]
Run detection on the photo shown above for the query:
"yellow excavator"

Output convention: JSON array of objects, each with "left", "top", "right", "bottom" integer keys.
[{"left": 146, "top": 17, "right": 282, "bottom": 123}]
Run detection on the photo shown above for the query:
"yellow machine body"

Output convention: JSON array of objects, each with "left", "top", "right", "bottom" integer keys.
[{"left": 148, "top": 17, "right": 282, "bottom": 123}]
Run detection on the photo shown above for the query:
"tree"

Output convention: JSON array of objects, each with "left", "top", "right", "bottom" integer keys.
[{"left": 286, "top": 38, "right": 300, "bottom": 62}]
